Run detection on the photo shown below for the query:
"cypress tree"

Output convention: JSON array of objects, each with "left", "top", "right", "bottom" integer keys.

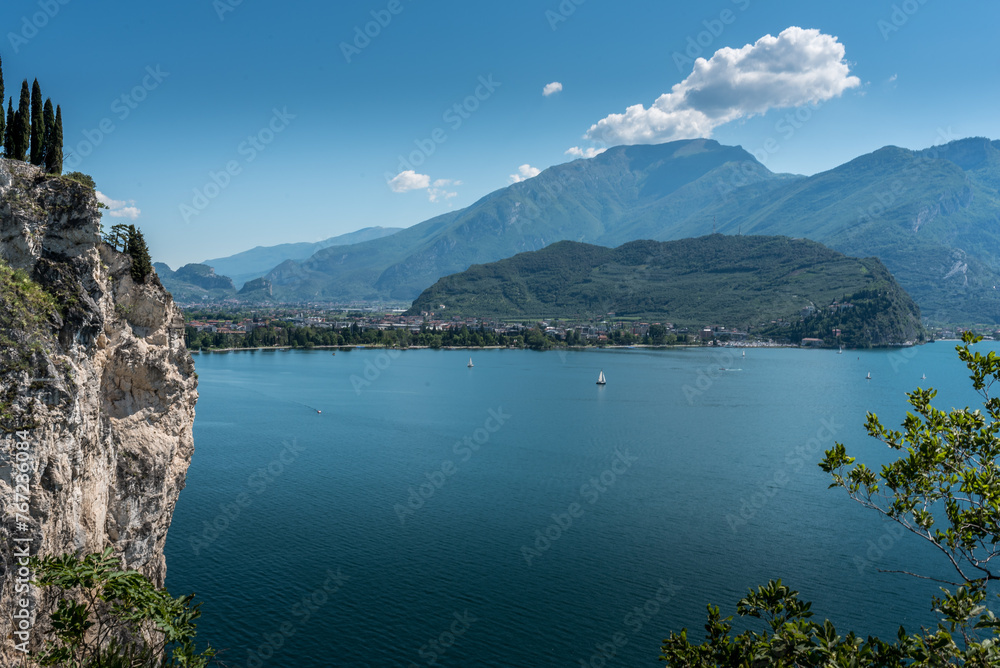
[
  {"left": 29, "top": 79, "right": 44, "bottom": 165},
  {"left": 0, "top": 56, "right": 5, "bottom": 152},
  {"left": 126, "top": 225, "right": 153, "bottom": 284},
  {"left": 3, "top": 98, "right": 12, "bottom": 157},
  {"left": 44, "top": 105, "right": 63, "bottom": 174},
  {"left": 12, "top": 80, "right": 29, "bottom": 161},
  {"left": 40, "top": 98, "right": 54, "bottom": 169}
]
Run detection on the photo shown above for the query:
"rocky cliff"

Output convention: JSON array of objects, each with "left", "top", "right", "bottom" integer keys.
[{"left": 0, "top": 160, "right": 197, "bottom": 662}]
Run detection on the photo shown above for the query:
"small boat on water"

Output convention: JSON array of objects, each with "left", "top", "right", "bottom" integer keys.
[
  {"left": 742, "top": 350, "right": 745, "bottom": 358},
  {"left": 838, "top": 346, "right": 843, "bottom": 354},
  {"left": 921, "top": 373, "right": 927, "bottom": 380},
  {"left": 467, "top": 358, "right": 474, "bottom": 368},
  {"left": 866, "top": 371, "right": 872, "bottom": 380},
  {"left": 596, "top": 370, "right": 606, "bottom": 385}
]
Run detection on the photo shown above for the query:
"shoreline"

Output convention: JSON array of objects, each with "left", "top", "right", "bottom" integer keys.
[{"left": 188, "top": 341, "right": 926, "bottom": 354}]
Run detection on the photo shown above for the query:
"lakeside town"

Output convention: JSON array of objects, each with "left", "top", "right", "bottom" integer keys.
[{"left": 181, "top": 303, "right": 985, "bottom": 351}]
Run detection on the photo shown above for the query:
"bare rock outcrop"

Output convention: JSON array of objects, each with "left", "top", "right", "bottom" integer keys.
[{"left": 0, "top": 160, "right": 196, "bottom": 662}]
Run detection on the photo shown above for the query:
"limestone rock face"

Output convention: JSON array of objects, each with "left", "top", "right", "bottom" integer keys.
[{"left": 0, "top": 160, "right": 196, "bottom": 661}]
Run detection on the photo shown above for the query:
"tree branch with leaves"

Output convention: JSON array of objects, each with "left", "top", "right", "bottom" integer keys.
[{"left": 659, "top": 332, "right": 1000, "bottom": 666}]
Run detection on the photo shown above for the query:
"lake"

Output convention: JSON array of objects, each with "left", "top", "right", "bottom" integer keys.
[{"left": 164, "top": 341, "right": 996, "bottom": 667}]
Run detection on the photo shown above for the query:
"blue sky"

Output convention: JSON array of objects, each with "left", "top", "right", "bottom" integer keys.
[{"left": 3, "top": 0, "right": 998, "bottom": 268}]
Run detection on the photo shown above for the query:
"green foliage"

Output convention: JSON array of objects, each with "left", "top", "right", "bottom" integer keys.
[
  {"left": 126, "top": 225, "right": 154, "bottom": 284},
  {"left": 0, "top": 55, "right": 5, "bottom": 147},
  {"left": 30, "top": 547, "right": 215, "bottom": 667},
  {"left": 64, "top": 171, "right": 96, "bottom": 190},
  {"left": 0, "top": 259, "right": 58, "bottom": 427},
  {"left": 29, "top": 78, "right": 44, "bottom": 165},
  {"left": 4, "top": 96, "right": 13, "bottom": 157},
  {"left": 821, "top": 331, "right": 1000, "bottom": 584},
  {"left": 407, "top": 235, "right": 925, "bottom": 346},
  {"left": 11, "top": 79, "right": 30, "bottom": 161},
  {"left": 45, "top": 104, "right": 63, "bottom": 174},
  {"left": 661, "top": 333, "right": 1000, "bottom": 666},
  {"left": 104, "top": 223, "right": 131, "bottom": 252}
]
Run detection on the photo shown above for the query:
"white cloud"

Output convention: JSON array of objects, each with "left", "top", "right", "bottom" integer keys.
[
  {"left": 389, "top": 172, "right": 461, "bottom": 202},
  {"left": 584, "top": 27, "right": 860, "bottom": 146},
  {"left": 388, "top": 170, "right": 431, "bottom": 193},
  {"left": 888, "top": 73, "right": 898, "bottom": 82},
  {"left": 96, "top": 191, "right": 141, "bottom": 220},
  {"left": 428, "top": 188, "right": 458, "bottom": 202},
  {"left": 509, "top": 164, "right": 541, "bottom": 184},
  {"left": 565, "top": 146, "right": 607, "bottom": 159},
  {"left": 543, "top": 81, "right": 563, "bottom": 97}
]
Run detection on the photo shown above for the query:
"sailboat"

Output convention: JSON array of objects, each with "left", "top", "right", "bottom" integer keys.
[
  {"left": 596, "top": 370, "right": 606, "bottom": 385},
  {"left": 742, "top": 350, "right": 745, "bottom": 358},
  {"left": 921, "top": 373, "right": 926, "bottom": 380},
  {"left": 467, "top": 358, "right": 474, "bottom": 368},
  {"left": 838, "top": 346, "right": 843, "bottom": 354},
  {"left": 866, "top": 371, "right": 872, "bottom": 380}
]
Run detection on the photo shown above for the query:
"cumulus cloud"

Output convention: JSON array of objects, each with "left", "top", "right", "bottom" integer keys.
[
  {"left": 543, "top": 81, "right": 563, "bottom": 97},
  {"left": 388, "top": 170, "right": 431, "bottom": 193},
  {"left": 584, "top": 27, "right": 860, "bottom": 146},
  {"left": 509, "top": 164, "right": 541, "bottom": 184},
  {"left": 565, "top": 146, "right": 607, "bottom": 159},
  {"left": 96, "top": 191, "right": 141, "bottom": 220}
]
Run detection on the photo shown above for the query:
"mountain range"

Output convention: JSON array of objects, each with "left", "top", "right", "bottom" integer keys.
[{"left": 160, "top": 137, "right": 1000, "bottom": 324}]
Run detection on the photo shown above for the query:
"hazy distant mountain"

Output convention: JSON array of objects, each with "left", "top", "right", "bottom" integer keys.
[
  {"left": 407, "top": 235, "right": 925, "bottom": 347},
  {"left": 203, "top": 226, "right": 402, "bottom": 288},
  {"left": 154, "top": 263, "right": 236, "bottom": 302},
  {"left": 247, "top": 137, "right": 1000, "bottom": 324}
]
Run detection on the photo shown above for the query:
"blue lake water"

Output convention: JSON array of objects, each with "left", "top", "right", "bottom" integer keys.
[{"left": 164, "top": 342, "right": 998, "bottom": 667}]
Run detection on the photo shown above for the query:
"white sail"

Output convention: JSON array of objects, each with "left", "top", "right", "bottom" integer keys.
[
  {"left": 597, "top": 370, "right": 606, "bottom": 385},
  {"left": 468, "top": 358, "right": 474, "bottom": 368}
]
